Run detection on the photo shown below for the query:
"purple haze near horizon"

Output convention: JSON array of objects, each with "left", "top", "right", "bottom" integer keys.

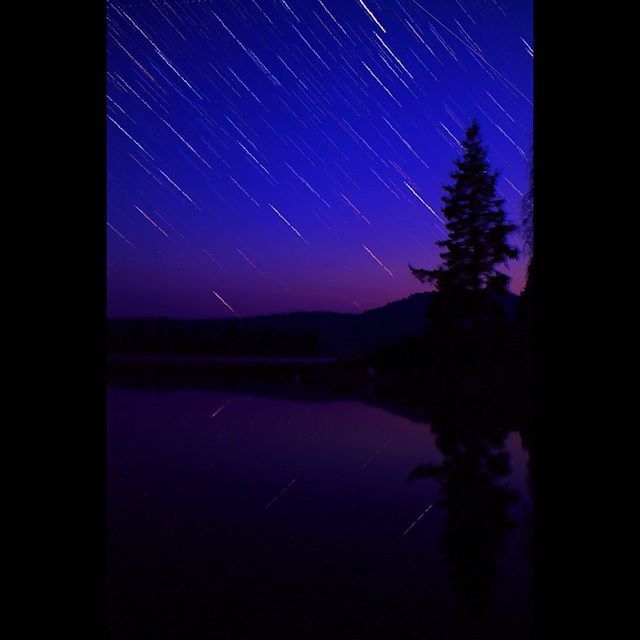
[{"left": 107, "top": 0, "right": 532, "bottom": 318}]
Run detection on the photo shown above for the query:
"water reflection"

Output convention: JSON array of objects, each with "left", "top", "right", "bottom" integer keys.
[
  {"left": 107, "top": 373, "right": 532, "bottom": 639},
  {"left": 409, "top": 404, "right": 523, "bottom": 634}
]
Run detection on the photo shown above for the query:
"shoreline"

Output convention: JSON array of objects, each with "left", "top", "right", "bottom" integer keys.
[{"left": 106, "top": 352, "right": 530, "bottom": 435}]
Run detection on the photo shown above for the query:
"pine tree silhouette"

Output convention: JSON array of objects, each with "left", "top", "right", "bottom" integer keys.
[{"left": 410, "top": 121, "right": 518, "bottom": 293}]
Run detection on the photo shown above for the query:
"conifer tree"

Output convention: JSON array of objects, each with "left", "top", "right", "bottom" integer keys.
[{"left": 410, "top": 121, "right": 518, "bottom": 293}]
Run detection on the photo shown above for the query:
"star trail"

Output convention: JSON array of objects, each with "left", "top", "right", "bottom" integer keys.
[{"left": 107, "top": 0, "right": 532, "bottom": 318}]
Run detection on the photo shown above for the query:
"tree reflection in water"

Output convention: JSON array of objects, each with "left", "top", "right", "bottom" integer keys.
[{"left": 409, "top": 403, "right": 522, "bottom": 632}]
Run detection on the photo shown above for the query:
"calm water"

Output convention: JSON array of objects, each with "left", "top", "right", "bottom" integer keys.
[{"left": 107, "top": 387, "right": 532, "bottom": 639}]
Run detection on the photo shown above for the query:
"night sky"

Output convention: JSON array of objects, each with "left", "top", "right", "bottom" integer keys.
[{"left": 107, "top": 0, "right": 532, "bottom": 318}]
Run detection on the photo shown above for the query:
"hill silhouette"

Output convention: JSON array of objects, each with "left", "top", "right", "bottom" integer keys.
[{"left": 108, "top": 292, "right": 518, "bottom": 358}]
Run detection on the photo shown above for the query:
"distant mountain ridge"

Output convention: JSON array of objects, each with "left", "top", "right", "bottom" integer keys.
[{"left": 108, "top": 292, "right": 518, "bottom": 358}]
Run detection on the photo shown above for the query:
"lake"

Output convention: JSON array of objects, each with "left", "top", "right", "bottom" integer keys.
[{"left": 107, "top": 386, "right": 533, "bottom": 639}]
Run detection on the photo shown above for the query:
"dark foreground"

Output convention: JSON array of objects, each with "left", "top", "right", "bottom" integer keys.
[{"left": 107, "top": 359, "right": 533, "bottom": 640}]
